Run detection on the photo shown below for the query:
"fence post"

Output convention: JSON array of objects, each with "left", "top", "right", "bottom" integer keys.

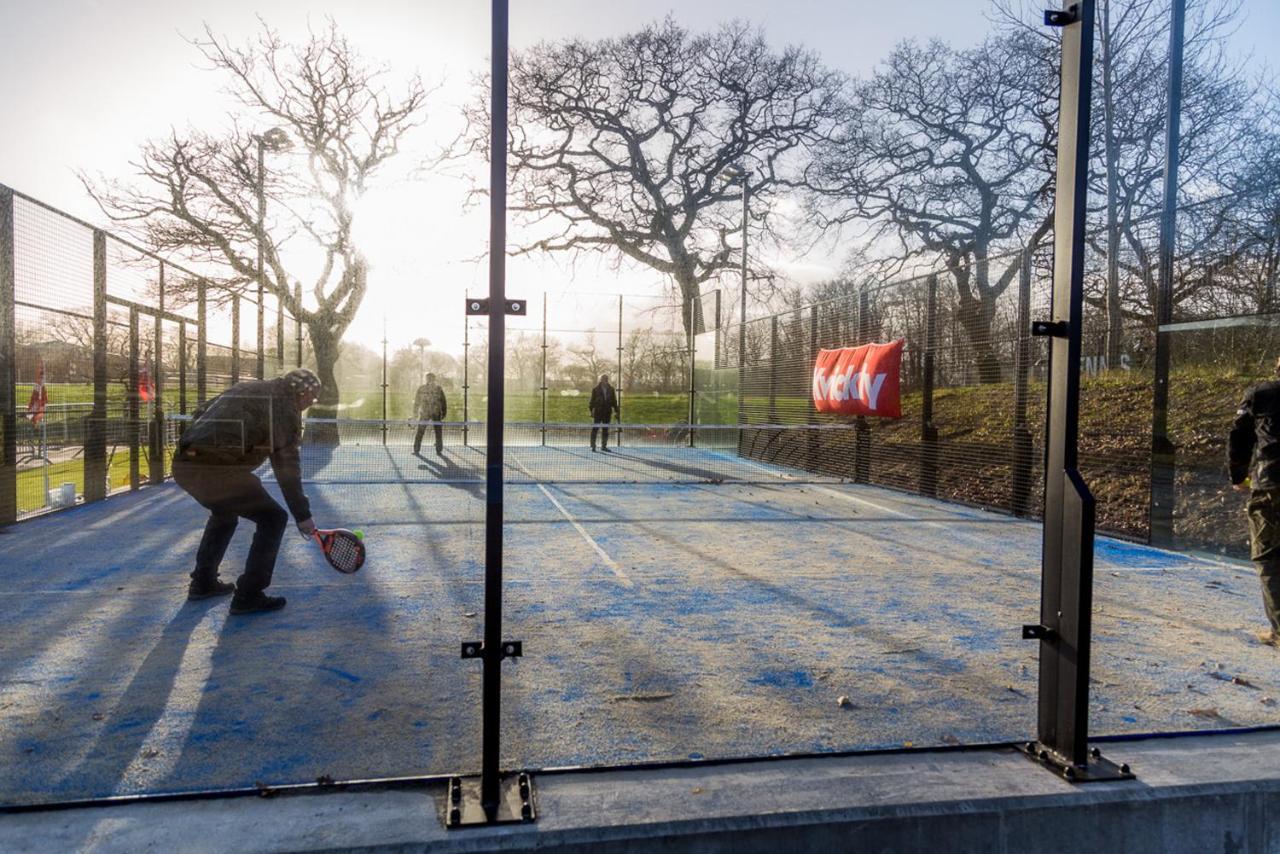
[
  {"left": 128, "top": 307, "right": 140, "bottom": 491},
  {"left": 854, "top": 290, "right": 871, "bottom": 484},
  {"left": 921, "top": 274, "right": 939, "bottom": 498},
  {"left": 381, "top": 321, "right": 388, "bottom": 447},
  {"left": 151, "top": 263, "right": 165, "bottom": 485},
  {"left": 231, "top": 295, "right": 241, "bottom": 386},
  {"left": 178, "top": 320, "right": 188, "bottom": 416},
  {"left": 277, "top": 293, "right": 285, "bottom": 374},
  {"left": 1012, "top": 251, "right": 1034, "bottom": 516},
  {"left": 807, "top": 305, "right": 818, "bottom": 469},
  {"left": 463, "top": 311, "right": 470, "bottom": 448},
  {"left": 540, "top": 294, "right": 547, "bottom": 447},
  {"left": 294, "top": 281, "right": 303, "bottom": 369},
  {"left": 769, "top": 315, "right": 778, "bottom": 423},
  {"left": 84, "top": 231, "right": 109, "bottom": 503},
  {"left": 196, "top": 280, "right": 208, "bottom": 404},
  {"left": 616, "top": 294, "right": 623, "bottom": 447},
  {"left": 0, "top": 187, "right": 15, "bottom": 524}
]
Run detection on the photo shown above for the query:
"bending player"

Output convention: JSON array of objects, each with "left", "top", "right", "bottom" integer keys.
[{"left": 172, "top": 368, "right": 323, "bottom": 615}]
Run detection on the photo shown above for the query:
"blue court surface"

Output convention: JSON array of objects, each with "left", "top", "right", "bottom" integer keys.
[{"left": 2, "top": 442, "right": 1278, "bottom": 806}]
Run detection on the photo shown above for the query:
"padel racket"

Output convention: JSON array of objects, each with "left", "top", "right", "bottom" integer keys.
[{"left": 313, "top": 528, "right": 366, "bottom": 574}]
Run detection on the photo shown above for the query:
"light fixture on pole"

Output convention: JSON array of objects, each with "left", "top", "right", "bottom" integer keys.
[
  {"left": 413, "top": 337, "right": 431, "bottom": 375},
  {"left": 252, "top": 126, "right": 292, "bottom": 379}
]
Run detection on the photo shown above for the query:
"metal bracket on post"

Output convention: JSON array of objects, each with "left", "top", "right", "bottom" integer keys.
[
  {"left": 1044, "top": 3, "right": 1080, "bottom": 26},
  {"left": 1032, "top": 320, "right": 1070, "bottom": 338},
  {"left": 1020, "top": 742, "right": 1132, "bottom": 783},
  {"left": 466, "top": 297, "right": 527, "bottom": 316},
  {"left": 446, "top": 771, "right": 535, "bottom": 827}
]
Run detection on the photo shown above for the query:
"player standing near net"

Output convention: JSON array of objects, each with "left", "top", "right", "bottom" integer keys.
[
  {"left": 172, "top": 368, "right": 323, "bottom": 615},
  {"left": 1229, "top": 356, "right": 1280, "bottom": 647},
  {"left": 589, "top": 373, "right": 620, "bottom": 452},
  {"left": 412, "top": 372, "right": 448, "bottom": 456}
]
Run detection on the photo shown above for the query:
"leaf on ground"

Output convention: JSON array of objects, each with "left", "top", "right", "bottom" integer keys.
[{"left": 1187, "top": 707, "right": 1222, "bottom": 719}]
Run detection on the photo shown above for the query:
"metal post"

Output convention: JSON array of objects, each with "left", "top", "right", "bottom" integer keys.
[
  {"left": 921, "top": 274, "right": 939, "bottom": 498},
  {"left": 381, "top": 320, "right": 388, "bottom": 446},
  {"left": 768, "top": 315, "right": 778, "bottom": 423},
  {"left": 231, "top": 296, "right": 241, "bottom": 386},
  {"left": 256, "top": 137, "right": 267, "bottom": 381},
  {"left": 1012, "top": 251, "right": 1034, "bottom": 515},
  {"left": 128, "top": 307, "right": 140, "bottom": 492},
  {"left": 540, "top": 294, "right": 547, "bottom": 447},
  {"left": 616, "top": 294, "right": 623, "bottom": 447},
  {"left": 1149, "top": 0, "right": 1186, "bottom": 547},
  {"left": 197, "top": 280, "right": 208, "bottom": 404},
  {"left": 293, "top": 281, "right": 303, "bottom": 369},
  {"left": 151, "top": 263, "right": 165, "bottom": 485},
  {"left": 463, "top": 310, "right": 470, "bottom": 448},
  {"left": 448, "top": 0, "right": 533, "bottom": 828},
  {"left": 85, "top": 231, "right": 109, "bottom": 503},
  {"left": 178, "top": 320, "right": 188, "bottom": 416},
  {"left": 0, "top": 187, "right": 15, "bottom": 524},
  {"left": 277, "top": 294, "right": 284, "bottom": 375},
  {"left": 807, "top": 306, "right": 818, "bottom": 470},
  {"left": 738, "top": 180, "right": 749, "bottom": 433},
  {"left": 1023, "top": 0, "right": 1130, "bottom": 783},
  {"left": 854, "top": 290, "right": 870, "bottom": 484}
]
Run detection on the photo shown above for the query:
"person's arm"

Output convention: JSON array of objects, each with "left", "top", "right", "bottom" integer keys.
[
  {"left": 1229, "top": 388, "right": 1257, "bottom": 488},
  {"left": 270, "top": 441, "right": 313, "bottom": 526},
  {"left": 413, "top": 386, "right": 426, "bottom": 421},
  {"left": 439, "top": 389, "right": 447, "bottom": 419}
]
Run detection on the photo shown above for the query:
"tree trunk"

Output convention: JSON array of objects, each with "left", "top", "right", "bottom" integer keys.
[
  {"left": 307, "top": 322, "right": 341, "bottom": 445},
  {"left": 952, "top": 259, "right": 1003, "bottom": 385}
]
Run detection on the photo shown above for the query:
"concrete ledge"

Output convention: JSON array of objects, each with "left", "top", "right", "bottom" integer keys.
[{"left": 5, "top": 731, "right": 1280, "bottom": 853}]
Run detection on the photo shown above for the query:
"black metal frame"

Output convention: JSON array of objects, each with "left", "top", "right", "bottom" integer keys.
[
  {"left": 0, "top": 188, "right": 15, "bottom": 526},
  {"left": 1021, "top": 0, "right": 1132, "bottom": 783},
  {"left": 447, "top": 0, "right": 535, "bottom": 828}
]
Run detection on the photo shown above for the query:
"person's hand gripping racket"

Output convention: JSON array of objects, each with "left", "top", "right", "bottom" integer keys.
[{"left": 299, "top": 518, "right": 366, "bottom": 574}]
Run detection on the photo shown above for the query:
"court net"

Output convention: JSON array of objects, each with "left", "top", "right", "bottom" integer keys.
[{"left": 168, "top": 417, "right": 870, "bottom": 485}]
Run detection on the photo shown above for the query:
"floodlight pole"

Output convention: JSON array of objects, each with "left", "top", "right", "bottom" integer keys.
[
  {"left": 1022, "top": 0, "right": 1131, "bottom": 784},
  {"left": 448, "top": 0, "right": 533, "bottom": 828}
]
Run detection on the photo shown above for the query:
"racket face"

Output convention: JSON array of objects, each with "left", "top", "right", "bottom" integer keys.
[{"left": 318, "top": 529, "right": 366, "bottom": 574}]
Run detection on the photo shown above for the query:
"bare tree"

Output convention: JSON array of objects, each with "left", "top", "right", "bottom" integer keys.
[
  {"left": 810, "top": 33, "right": 1058, "bottom": 382},
  {"left": 468, "top": 17, "right": 846, "bottom": 339},
  {"left": 82, "top": 19, "right": 430, "bottom": 432}
]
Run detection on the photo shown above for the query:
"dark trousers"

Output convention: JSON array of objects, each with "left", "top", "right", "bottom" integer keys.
[
  {"left": 590, "top": 413, "right": 612, "bottom": 449},
  {"left": 414, "top": 423, "right": 443, "bottom": 454},
  {"left": 173, "top": 461, "right": 289, "bottom": 596},
  {"left": 1248, "top": 490, "right": 1280, "bottom": 632}
]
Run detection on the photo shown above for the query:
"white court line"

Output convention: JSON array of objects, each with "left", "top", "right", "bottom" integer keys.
[{"left": 511, "top": 460, "right": 632, "bottom": 588}]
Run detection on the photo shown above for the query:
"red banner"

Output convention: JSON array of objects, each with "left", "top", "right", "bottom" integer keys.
[{"left": 812, "top": 340, "right": 904, "bottom": 418}]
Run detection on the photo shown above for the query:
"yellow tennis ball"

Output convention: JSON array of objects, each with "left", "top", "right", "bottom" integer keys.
[{"left": 354, "top": 529, "right": 365, "bottom": 540}]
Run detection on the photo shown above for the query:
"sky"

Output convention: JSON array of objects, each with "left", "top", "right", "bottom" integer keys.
[{"left": 2, "top": 0, "right": 1278, "bottom": 356}]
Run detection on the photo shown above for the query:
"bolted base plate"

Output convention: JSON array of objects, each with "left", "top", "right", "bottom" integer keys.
[
  {"left": 445, "top": 772, "right": 535, "bottom": 828},
  {"left": 1020, "top": 742, "right": 1135, "bottom": 783}
]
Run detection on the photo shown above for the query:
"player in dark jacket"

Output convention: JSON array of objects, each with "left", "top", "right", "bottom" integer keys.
[
  {"left": 1228, "top": 357, "right": 1280, "bottom": 646},
  {"left": 172, "top": 368, "right": 322, "bottom": 615},
  {"left": 412, "top": 372, "right": 448, "bottom": 456},
  {"left": 588, "top": 374, "right": 619, "bottom": 452}
]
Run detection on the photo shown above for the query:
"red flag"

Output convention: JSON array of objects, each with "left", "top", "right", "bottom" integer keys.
[
  {"left": 812, "top": 340, "right": 905, "bottom": 418},
  {"left": 26, "top": 359, "right": 48, "bottom": 426}
]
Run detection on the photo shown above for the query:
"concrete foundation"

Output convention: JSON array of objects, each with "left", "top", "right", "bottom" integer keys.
[{"left": 4, "top": 729, "right": 1279, "bottom": 853}]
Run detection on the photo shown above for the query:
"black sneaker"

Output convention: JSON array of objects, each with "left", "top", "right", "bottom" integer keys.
[
  {"left": 188, "top": 579, "right": 235, "bottom": 601},
  {"left": 229, "top": 593, "right": 287, "bottom": 615}
]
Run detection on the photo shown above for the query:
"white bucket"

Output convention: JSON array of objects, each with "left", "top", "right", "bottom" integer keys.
[{"left": 49, "top": 482, "right": 76, "bottom": 508}]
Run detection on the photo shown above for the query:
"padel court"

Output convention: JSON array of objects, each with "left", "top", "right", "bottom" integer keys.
[{"left": 1, "top": 437, "right": 1275, "bottom": 807}]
